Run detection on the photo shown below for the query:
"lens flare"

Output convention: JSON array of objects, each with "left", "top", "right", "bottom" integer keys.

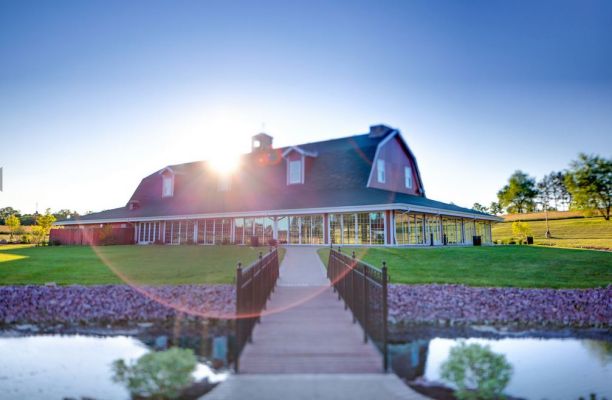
[{"left": 89, "top": 244, "right": 373, "bottom": 322}]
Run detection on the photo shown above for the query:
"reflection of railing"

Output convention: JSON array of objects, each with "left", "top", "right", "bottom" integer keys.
[
  {"left": 327, "top": 248, "right": 389, "bottom": 372},
  {"left": 235, "top": 248, "right": 279, "bottom": 372}
]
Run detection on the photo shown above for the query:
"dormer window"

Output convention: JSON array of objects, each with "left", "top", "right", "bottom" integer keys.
[
  {"left": 282, "top": 146, "right": 317, "bottom": 186},
  {"left": 162, "top": 174, "right": 174, "bottom": 197},
  {"left": 288, "top": 160, "right": 302, "bottom": 184},
  {"left": 405, "top": 166, "right": 413, "bottom": 189},
  {"left": 218, "top": 175, "right": 231, "bottom": 191},
  {"left": 377, "top": 159, "right": 386, "bottom": 183}
]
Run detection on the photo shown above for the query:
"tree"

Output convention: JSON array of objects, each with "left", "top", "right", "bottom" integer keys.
[
  {"left": 5, "top": 214, "right": 21, "bottom": 242},
  {"left": 19, "top": 214, "right": 37, "bottom": 226},
  {"left": 497, "top": 171, "right": 537, "bottom": 214},
  {"left": 565, "top": 153, "right": 612, "bottom": 220},
  {"left": 512, "top": 221, "right": 533, "bottom": 242},
  {"left": 0, "top": 207, "right": 20, "bottom": 225},
  {"left": 537, "top": 173, "right": 554, "bottom": 211},
  {"left": 488, "top": 202, "right": 502, "bottom": 215},
  {"left": 35, "top": 209, "right": 57, "bottom": 245},
  {"left": 472, "top": 203, "right": 489, "bottom": 213},
  {"left": 550, "top": 171, "right": 571, "bottom": 210},
  {"left": 53, "top": 209, "right": 80, "bottom": 221}
]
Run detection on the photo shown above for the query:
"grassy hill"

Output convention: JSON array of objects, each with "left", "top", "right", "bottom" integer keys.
[{"left": 492, "top": 213, "right": 612, "bottom": 251}]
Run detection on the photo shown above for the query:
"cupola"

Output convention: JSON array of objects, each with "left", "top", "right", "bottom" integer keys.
[{"left": 251, "top": 133, "right": 273, "bottom": 152}]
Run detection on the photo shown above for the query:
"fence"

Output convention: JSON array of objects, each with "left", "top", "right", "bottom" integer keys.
[
  {"left": 327, "top": 248, "right": 389, "bottom": 371},
  {"left": 234, "top": 247, "right": 280, "bottom": 372},
  {"left": 49, "top": 227, "right": 134, "bottom": 245}
]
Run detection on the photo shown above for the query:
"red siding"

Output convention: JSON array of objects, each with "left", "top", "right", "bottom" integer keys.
[
  {"left": 369, "top": 136, "right": 421, "bottom": 195},
  {"left": 50, "top": 226, "right": 134, "bottom": 245}
]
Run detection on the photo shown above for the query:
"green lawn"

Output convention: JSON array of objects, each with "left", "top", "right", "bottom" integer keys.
[
  {"left": 317, "top": 246, "right": 612, "bottom": 288},
  {"left": 0, "top": 244, "right": 283, "bottom": 285},
  {"left": 492, "top": 217, "right": 612, "bottom": 251}
]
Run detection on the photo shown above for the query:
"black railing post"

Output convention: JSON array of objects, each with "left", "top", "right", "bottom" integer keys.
[
  {"left": 363, "top": 265, "right": 369, "bottom": 343},
  {"left": 382, "top": 261, "right": 388, "bottom": 373},
  {"left": 235, "top": 262, "right": 242, "bottom": 373}
]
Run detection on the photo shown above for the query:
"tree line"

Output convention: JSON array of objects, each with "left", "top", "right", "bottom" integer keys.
[
  {"left": 473, "top": 153, "right": 612, "bottom": 220},
  {"left": 0, "top": 208, "right": 88, "bottom": 245}
]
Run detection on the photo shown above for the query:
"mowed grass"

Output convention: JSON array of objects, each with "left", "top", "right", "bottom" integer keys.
[
  {"left": 317, "top": 246, "right": 612, "bottom": 288},
  {"left": 492, "top": 217, "right": 612, "bottom": 250},
  {"left": 0, "top": 244, "right": 283, "bottom": 285}
]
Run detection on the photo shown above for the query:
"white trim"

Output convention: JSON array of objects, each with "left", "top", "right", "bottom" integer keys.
[
  {"left": 366, "top": 130, "right": 426, "bottom": 196},
  {"left": 377, "top": 159, "right": 386, "bottom": 183},
  {"left": 55, "top": 202, "right": 503, "bottom": 227},
  {"left": 281, "top": 146, "right": 318, "bottom": 158}
]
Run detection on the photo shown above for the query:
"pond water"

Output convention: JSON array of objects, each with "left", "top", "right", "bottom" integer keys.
[
  {"left": 0, "top": 334, "right": 228, "bottom": 400},
  {"left": 390, "top": 336, "right": 612, "bottom": 400}
]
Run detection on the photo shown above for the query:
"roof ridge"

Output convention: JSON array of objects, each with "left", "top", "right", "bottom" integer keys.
[{"left": 165, "top": 132, "right": 375, "bottom": 170}]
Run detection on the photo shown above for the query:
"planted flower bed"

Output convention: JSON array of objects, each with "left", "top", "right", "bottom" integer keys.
[
  {"left": 389, "top": 284, "right": 612, "bottom": 327},
  {"left": 1, "top": 284, "right": 610, "bottom": 328},
  {"left": 0, "top": 285, "right": 235, "bottom": 324}
]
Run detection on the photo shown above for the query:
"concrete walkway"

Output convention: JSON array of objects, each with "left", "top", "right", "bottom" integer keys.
[
  {"left": 204, "top": 247, "right": 428, "bottom": 399},
  {"left": 205, "top": 374, "right": 428, "bottom": 400}
]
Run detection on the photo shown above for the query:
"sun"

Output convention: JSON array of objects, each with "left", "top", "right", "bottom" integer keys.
[{"left": 209, "top": 153, "right": 241, "bottom": 176}]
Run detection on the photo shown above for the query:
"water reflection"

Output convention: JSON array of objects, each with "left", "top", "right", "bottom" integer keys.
[
  {"left": 390, "top": 337, "right": 612, "bottom": 400},
  {"left": 0, "top": 334, "right": 229, "bottom": 400}
]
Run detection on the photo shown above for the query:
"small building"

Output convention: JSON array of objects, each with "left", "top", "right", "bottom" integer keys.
[{"left": 53, "top": 125, "right": 500, "bottom": 246}]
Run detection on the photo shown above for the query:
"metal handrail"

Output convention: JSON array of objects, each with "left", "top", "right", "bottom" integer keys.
[
  {"left": 327, "top": 248, "right": 389, "bottom": 372},
  {"left": 235, "top": 247, "right": 279, "bottom": 372}
]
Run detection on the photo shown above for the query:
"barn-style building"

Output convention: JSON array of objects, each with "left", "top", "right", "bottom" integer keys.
[{"left": 53, "top": 125, "right": 500, "bottom": 246}]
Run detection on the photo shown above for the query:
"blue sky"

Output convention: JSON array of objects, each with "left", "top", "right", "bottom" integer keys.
[{"left": 1, "top": 0, "right": 611, "bottom": 214}]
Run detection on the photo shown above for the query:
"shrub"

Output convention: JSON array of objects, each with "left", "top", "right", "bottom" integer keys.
[
  {"left": 112, "top": 347, "right": 197, "bottom": 400},
  {"left": 511, "top": 221, "right": 533, "bottom": 243},
  {"left": 440, "top": 341, "right": 513, "bottom": 400},
  {"left": 221, "top": 237, "right": 230, "bottom": 245},
  {"left": 20, "top": 234, "right": 31, "bottom": 244}
]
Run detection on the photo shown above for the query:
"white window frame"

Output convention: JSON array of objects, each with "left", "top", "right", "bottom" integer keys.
[
  {"left": 162, "top": 174, "right": 174, "bottom": 197},
  {"left": 377, "top": 159, "right": 386, "bottom": 183},
  {"left": 288, "top": 159, "right": 303, "bottom": 185},
  {"left": 218, "top": 176, "right": 231, "bottom": 192},
  {"left": 404, "top": 165, "right": 413, "bottom": 189}
]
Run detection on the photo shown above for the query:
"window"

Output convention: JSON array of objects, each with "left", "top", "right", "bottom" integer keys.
[
  {"left": 218, "top": 176, "right": 231, "bottom": 191},
  {"left": 162, "top": 175, "right": 174, "bottom": 197},
  {"left": 404, "top": 166, "right": 413, "bottom": 189},
  {"left": 377, "top": 159, "right": 386, "bottom": 183},
  {"left": 288, "top": 160, "right": 302, "bottom": 184}
]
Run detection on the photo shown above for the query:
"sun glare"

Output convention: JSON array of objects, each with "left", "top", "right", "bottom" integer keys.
[{"left": 209, "top": 153, "right": 241, "bottom": 175}]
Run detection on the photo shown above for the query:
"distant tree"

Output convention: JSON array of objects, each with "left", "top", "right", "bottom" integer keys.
[
  {"left": 512, "top": 221, "right": 533, "bottom": 242},
  {"left": 537, "top": 173, "right": 554, "bottom": 211},
  {"left": 30, "top": 225, "right": 44, "bottom": 245},
  {"left": 5, "top": 214, "right": 21, "bottom": 242},
  {"left": 550, "top": 171, "right": 571, "bottom": 210},
  {"left": 472, "top": 203, "right": 489, "bottom": 213},
  {"left": 0, "top": 207, "right": 20, "bottom": 225},
  {"left": 53, "top": 209, "right": 79, "bottom": 221},
  {"left": 488, "top": 202, "right": 502, "bottom": 215},
  {"left": 565, "top": 154, "right": 612, "bottom": 221},
  {"left": 19, "top": 214, "right": 37, "bottom": 226},
  {"left": 497, "top": 171, "right": 537, "bottom": 214},
  {"left": 35, "top": 209, "right": 57, "bottom": 245}
]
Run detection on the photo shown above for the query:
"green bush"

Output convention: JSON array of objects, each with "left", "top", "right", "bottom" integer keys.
[
  {"left": 112, "top": 347, "right": 198, "bottom": 399},
  {"left": 440, "top": 341, "right": 513, "bottom": 400}
]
